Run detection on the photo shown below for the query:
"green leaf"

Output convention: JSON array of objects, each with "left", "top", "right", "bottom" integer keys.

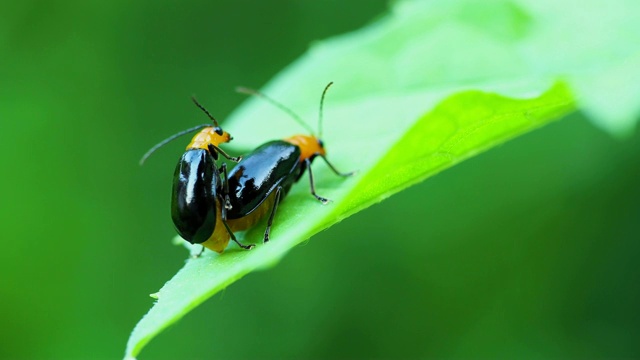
[
  {"left": 126, "top": 83, "right": 574, "bottom": 360},
  {"left": 125, "top": 0, "right": 639, "bottom": 358}
]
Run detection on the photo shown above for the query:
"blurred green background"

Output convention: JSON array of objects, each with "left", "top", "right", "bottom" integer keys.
[{"left": 1, "top": 1, "right": 639, "bottom": 359}]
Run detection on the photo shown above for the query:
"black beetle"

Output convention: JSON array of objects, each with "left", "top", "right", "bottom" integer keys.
[
  {"left": 220, "top": 82, "right": 355, "bottom": 247},
  {"left": 140, "top": 97, "right": 253, "bottom": 254}
]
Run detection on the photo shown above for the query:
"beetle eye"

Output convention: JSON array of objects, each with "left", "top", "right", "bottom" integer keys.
[
  {"left": 317, "top": 139, "right": 324, "bottom": 148},
  {"left": 214, "top": 127, "right": 223, "bottom": 136}
]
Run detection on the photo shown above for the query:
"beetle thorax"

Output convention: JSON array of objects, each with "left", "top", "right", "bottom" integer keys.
[
  {"left": 187, "top": 127, "right": 231, "bottom": 150},
  {"left": 283, "top": 134, "right": 326, "bottom": 161}
]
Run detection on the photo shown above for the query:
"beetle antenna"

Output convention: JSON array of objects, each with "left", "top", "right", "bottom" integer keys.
[
  {"left": 191, "top": 96, "right": 221, "bottom": 128},
  {"left": 139, "top": 124, "right": 210, "bottom": 165},
  {"left": 317, "top": 81, "right": 333, "bottom": 140},
  {"left": 236, "top": 86, "right": 315, "bottom": 135}
]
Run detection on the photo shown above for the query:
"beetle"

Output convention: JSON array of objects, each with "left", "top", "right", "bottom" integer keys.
[
  {"left": 140, "top": 97, "right": 253, "bottom": 254},
  {"left": 216, "top": 82, "right": 355, "bottom": 250}
]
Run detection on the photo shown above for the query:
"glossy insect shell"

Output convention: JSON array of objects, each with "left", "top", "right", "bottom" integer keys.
[
  {"left": 226, "top": 140, "right": 301, "bottom": 219},
  {"left": 171, "top": 148, "right": 220, "bottom": 244}
]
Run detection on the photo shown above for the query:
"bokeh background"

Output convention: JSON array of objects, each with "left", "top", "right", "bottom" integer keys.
[{"left": 1, "top": 1, "right": 639, "bottom": 359}]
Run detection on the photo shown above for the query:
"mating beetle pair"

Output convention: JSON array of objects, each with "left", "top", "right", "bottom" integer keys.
[{"left": 141, "top": 83, "right": 354, "bottom": 254}]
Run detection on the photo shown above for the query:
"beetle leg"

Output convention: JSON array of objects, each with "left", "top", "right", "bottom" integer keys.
[
  {"left": 218, "top": 163, "right": 232, "bottom": 210},
  {"left": 222, "top": 219, "right": 254, "bottom": 250},
  {"left": 264, "top": 186, "right": 283, "bottom": 243},
  {"left": 208, "top": 143, "right": 242, "bottom": 163},
  {"left": 318, "top": 154, "right": 356, "bottom": 177},
  {"left": 191, "top": 245, "right": 205, "bottom": 259},
  {"left": 305, "top": 158, "right": 330, "bottom": 204},
  {"left": 220, "top": 202, "right": 254, "bottom": 250}
]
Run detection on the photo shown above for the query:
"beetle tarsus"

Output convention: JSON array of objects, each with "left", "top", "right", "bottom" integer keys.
[
  {"left": 229, "top": 233, "right": 254, "bottom": 250},
  {"left": 235, "top": 241, "right": 255, "bottom": 250},
  {"left": 191, "top": 245, "right": 205, "bottom": 259},
  {"left": 313, "top": 194, "right": 331, "bottom": 204}
]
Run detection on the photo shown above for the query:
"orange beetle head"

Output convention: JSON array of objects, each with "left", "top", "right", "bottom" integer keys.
[
  {"left": 284, "top": 134, "right": 326, "bottom": 162},
  {"left": 187, "top": 126, "right": 232, "bottom": 151}
]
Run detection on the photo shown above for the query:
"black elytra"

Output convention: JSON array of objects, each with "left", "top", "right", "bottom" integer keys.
[
  {"left": 171, "top": 148, "right": 221, "bottom": 244},
  {"left": 226, "top": 140, "right": 302, "bottom": 219}
]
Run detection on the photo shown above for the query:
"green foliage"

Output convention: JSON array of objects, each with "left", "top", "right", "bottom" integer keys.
[{"left": 125, "top": 0, "right": 640, "bottom": 358}]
